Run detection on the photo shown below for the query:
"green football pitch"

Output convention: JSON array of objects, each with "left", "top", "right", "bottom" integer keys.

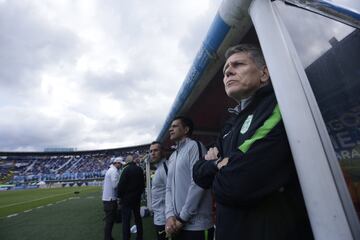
[{"left": 0, "top": 187, "right": 156, "bottom": 240}]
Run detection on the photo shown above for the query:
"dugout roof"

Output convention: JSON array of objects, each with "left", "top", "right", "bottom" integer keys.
[{"left": 156, "top": 0, "right": 258, "bottom": 148}]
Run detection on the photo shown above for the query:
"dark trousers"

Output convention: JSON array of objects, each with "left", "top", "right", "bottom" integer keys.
[
  {"left": 122, "top": 202, "right": 143, "bottom": 240},
  {"left": 174, "top": 227, "right": 214, "bottom": 240},
  {"left": 103, "top": 200, "right": 117, "bottom": 240},
  {"left": 154, "top": 224, "right": 166, "bottom": 240}
]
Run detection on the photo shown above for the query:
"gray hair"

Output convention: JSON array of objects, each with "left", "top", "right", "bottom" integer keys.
[{"left": 225, "top": 44, "right": 266, "bottom": 68}]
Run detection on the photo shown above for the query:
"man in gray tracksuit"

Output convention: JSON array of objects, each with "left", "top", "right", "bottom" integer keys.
[
  {"left": 165, "top": 116, "right": 214, "bottom": 240},
  {"left": 150, "top": 141, "right": 168, "bottom": 240}
]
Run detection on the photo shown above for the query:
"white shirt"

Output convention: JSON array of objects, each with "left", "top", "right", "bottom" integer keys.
[{"left": 102, "top": 164, "right": 120, "bottom": 201}]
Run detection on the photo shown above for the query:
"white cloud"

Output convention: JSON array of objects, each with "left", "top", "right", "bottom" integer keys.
[{"left": 0, "top": 0, "right": 221, "bottom": 151}]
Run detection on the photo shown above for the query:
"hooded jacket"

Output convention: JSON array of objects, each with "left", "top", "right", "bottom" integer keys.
[
  {"left": 193, "top": 84, "right": 313, "bottom": 240},
  {"left": 118, "top": 162, "right": 145, "bottom": 206}
]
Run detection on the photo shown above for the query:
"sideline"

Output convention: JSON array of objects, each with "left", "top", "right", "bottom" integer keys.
[
  {"left": 6, "top": 195, "right": 84, "bottom": 218},
  {"left": 0, "top": 191, "right": 84, "bottom": 209}
]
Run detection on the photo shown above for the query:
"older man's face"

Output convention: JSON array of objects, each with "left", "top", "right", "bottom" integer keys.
[{"left": 223, "top": 52, "right": 269, "bottom": 102}]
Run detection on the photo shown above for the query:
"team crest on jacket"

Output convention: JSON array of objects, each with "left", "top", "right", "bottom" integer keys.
[{"left": 240, "top": 114, "right": 253, "bottom": 134}]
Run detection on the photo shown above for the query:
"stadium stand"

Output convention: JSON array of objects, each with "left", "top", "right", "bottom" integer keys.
[{"left": 0, "top": 145, "right": 149, "bottom": 188}]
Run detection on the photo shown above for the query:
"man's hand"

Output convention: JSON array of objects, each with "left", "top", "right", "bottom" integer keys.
[
  {"left": 174, "top": 220, "right": 184, "bottom": 233},
  {"left": 205, "top": 147, "right": 219, "bottom": 160},
  {"left": 165, "top": 216, "right": 177, "bottom": 236},
  {"left": 217, "top": 157, "right": 229, "bottom": 170}
]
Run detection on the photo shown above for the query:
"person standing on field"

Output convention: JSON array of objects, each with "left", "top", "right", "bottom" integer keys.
[
  {"left": 150, "top": 141, "right": 169, "bottom": 240},
  {"left": 118, "top": 155, "right": 145, "bottom": 240},
  {"left": 165, "top": 116, "right": 214, "bottom": 240},
  {"left": 102, "top": 157, "right": 122, "bottom": 240}
]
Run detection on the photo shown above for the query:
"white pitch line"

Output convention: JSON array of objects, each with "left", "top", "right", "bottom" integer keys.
[
  {"left": 68, "top": 197, "right": 80, "bottom": 200},
  {"left": 0, "top": 192, "right": 74, "bottom": 209},
  {"left": 2, "top": 191, "right": 90, "bottom": 219}
]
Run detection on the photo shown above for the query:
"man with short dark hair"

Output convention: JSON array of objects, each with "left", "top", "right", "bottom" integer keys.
[
  {"left": 102, "top": 157, "right": 122, "bottom": 240},
  {"left": 150, "top": 141, "right": 168, "bottom": 240},
  {"left": 165, "top": 116, "right": 214, "bottom": 240},
  {"left": 118, "top": 155, "right": 145, "bottom": 240},
  {"left": 193, "top": 44, "right": 313, "bottom": 240}
]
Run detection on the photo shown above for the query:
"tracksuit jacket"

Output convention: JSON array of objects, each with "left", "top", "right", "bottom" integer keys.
[
  {"left": 165, "top": 138, "right": 213, "bottom": 231},
  {"left": 151, "top": 159, "right": 168, "bottom": 225},
  {"left": 193, "top": 84, "right": 314, "bottom": 240}
]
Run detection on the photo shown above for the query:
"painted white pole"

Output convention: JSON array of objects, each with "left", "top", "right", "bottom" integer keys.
[{"left": 145, "top": 155, "right": 152, "bottom": 210}]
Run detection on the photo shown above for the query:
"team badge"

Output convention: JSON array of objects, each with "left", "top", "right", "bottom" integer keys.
[{"left": 240, "top": 114, "right": 253, "bottom": 134}]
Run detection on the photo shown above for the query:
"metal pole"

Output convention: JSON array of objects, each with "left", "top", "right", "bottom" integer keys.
[{"left": 145, "top": 155, "right": 152, "bottom": 210}]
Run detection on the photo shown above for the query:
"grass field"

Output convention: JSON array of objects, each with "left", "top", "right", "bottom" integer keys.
[{"left": 0, "top": 187, "right": 156, "bottom": 240}]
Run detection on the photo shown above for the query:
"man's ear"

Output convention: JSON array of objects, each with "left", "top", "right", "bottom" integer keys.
[
  {"left": 260, "top": 66, "right": 270, "bottom": 84},
  {"left": 184, "top": 126, "right": 190, "bottom": 135}
]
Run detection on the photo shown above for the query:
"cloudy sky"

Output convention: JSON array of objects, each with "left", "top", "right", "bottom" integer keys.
[{"left": 0, "top": 0, "right": 221, "bottom": 151}]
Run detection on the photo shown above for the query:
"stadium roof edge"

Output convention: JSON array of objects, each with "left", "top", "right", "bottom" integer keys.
[
  {"left": 280, "top": 0, "right": 360, "bottom": 28},
  {"left": 0, "top": 143, "right": 150, "bottom": 156}
]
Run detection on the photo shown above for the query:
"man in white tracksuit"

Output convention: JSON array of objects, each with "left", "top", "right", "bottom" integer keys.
[
  {"left": 102, "top": 157, "right": 122, "bottom": 240},
  {"left": 150, "top": 141, "right": 169, "bottom": 240},
  {"left": 165, "top": 116, "right": 214, "bottom": 240}
]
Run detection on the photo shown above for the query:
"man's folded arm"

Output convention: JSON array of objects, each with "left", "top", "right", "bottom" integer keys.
[
  {"left": 213, "top": 124, "right": 294, "bottom": 206},
  {"left": 193, "top": 158, "right": 218, "bottom": 189}
]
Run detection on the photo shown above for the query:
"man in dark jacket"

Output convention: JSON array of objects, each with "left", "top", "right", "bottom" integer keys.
[
  {"left": 193, "top": 44, "right": 314, "bottom": 240},
  {"left": 118, "top": 155, "right": 145, "bottom": 240}
]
